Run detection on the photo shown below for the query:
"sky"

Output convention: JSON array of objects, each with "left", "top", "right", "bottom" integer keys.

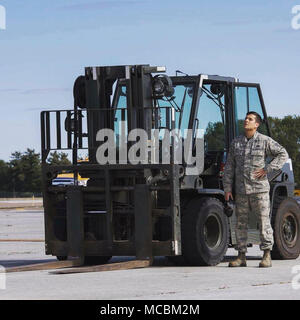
[{"left": 0, "top": 0, "right": 299, "bottom": 161}]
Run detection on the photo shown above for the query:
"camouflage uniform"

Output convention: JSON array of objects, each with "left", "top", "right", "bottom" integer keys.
[{"left": 223, "top": 131, "right": 288, "bottom": 252}]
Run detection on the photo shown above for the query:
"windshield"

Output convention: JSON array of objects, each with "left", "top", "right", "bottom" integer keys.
[
  {"left": 196, "top": 83, "right": 226, "bottom": 152},
  {"left": 112, "top": 82, "right": 196, "bottom": 139},
  {"left": 156, "top": 83, "right": 195, "bottom": 136}
]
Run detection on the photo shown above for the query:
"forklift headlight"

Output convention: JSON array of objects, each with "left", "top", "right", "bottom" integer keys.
[
  {"left": 152, "top": 75, "right": 174, "bottom": 98},
  {"left": 153, "top": 78, "right": 165, "bottom": 95},
  {"left": 210, "top": 84, "right": 225, "bottom": 97}
]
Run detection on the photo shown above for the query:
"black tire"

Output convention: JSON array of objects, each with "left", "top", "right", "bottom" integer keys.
[
  {"left": 84, "top": 256, "right": 112, "bottom": 265},
  {"left": 166, "top": 255, "right": 188, "bottom": 266},
  {"left": 56, "top": 256, "right": 68, "bottom": 261},
  {"left": 271, "top": 197, "right": 300, "bottom": 260},
  {"left": 270, "top": 194, "right": 286, "bottom": 260},
  {"left": 182, "top": 197, "right": 229, "bottom": 266}
]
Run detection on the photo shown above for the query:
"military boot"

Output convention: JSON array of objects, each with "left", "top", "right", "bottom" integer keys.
[
  {"left": 259, "top": 249, "right": 272, "bottom": 268},
  {"left": 228, "top": 252, "right": 247, "bottom": 267}
]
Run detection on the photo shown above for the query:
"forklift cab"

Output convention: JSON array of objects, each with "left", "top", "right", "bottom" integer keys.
[{"left": 105, "top": 69, "right": 271, "bottom": 189}]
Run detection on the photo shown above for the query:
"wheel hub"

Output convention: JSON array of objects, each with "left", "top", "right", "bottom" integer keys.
[
  {"left": 282, "top": 212, "right": 298, "bottom": 247},
  {"left": 204, "top": 213, "right": 222, "bottom": 250}
]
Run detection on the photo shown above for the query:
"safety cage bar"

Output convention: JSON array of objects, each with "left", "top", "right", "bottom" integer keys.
[{"left": 40, "top": 106, "right": 176, "bottom": 164}]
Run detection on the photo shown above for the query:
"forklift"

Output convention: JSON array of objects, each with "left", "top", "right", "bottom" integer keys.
[{"left": 39, "top": 64, "right": 300, "bottom": 270}]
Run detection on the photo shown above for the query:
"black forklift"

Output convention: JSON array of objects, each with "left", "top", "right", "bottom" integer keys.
[{"left": 40, "top": 64, "right": 300, "bottom": 268}]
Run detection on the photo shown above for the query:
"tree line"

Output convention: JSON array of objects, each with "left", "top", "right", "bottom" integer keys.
[
  {"left": 0, "top": 150, "right": 71, "bottom": 195},
  {"left": 0, "top": 115, "right": 299, "bottom": 195}
]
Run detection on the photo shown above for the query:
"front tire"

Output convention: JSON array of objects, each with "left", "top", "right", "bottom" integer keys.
[
  {"left": 182, "top": 197, "right": 229, "bottom": 266},
  {"left": 271, "top": 197, "right": 300, "bottom": 259}
]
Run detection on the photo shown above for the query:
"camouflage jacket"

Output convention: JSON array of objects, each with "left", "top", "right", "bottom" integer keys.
[{"left": 223, "top": 131, "right": 288, "bottom": 195}]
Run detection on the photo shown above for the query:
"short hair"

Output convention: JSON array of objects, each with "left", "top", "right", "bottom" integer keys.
[{"left": 246, "top": 111, "right": 262, "bottom": 125}]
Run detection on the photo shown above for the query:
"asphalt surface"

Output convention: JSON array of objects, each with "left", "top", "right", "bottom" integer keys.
[{"left": 0, "top": 209, "right": 300, "bottom": 300}]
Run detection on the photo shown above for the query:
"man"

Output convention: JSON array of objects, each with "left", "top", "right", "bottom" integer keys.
[{"left": 223, "top": 111, "right": 288, "bottom": 268}]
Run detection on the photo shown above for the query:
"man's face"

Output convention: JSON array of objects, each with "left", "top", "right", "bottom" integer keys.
[{"left": 244, "top": 114, "right": 259, "bottom": 131}]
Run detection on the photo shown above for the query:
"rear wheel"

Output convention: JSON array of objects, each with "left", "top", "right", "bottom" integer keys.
[
  {"left": 182, "top": 197, "right": 229, "bottom": 266},
  {"left": 271, "top": 197, "right": 300, "bottom": 259}
]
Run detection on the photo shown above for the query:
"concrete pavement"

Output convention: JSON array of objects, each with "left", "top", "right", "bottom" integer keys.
[
  {"left": 0, "top": 209, "right": 300, "bottom": 300},
  {"left": 0, "top": 199, "right": 43, "bottom": 210}
]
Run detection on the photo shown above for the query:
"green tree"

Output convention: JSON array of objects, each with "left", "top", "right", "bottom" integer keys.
[
  {"left": 0, "top": 160, "right": 10, "bottom": 192},
  {"left": 47, "top": 151, "right": 71, "bottom": 166},
  {"left": 9, "top": 149, "right": 42, "bottom": 193},
  {"left": 268, "top": 115, "right": 300, "bottom": 188},
  {"left": 204, "top": 121, "right": 225, "bottom": 151}
]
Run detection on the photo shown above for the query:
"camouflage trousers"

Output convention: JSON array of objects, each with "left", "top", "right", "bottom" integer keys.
[{"left": 235, "top": 192, "right": 274, "bottom": 253}]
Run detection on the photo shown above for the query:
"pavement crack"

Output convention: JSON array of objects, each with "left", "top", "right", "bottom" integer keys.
[
  {"left": 252, "top": 282, "right": 273, "bottom": 287},
  {"left": 251, "top": 281, "right": 291, "bottom": 287}
]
